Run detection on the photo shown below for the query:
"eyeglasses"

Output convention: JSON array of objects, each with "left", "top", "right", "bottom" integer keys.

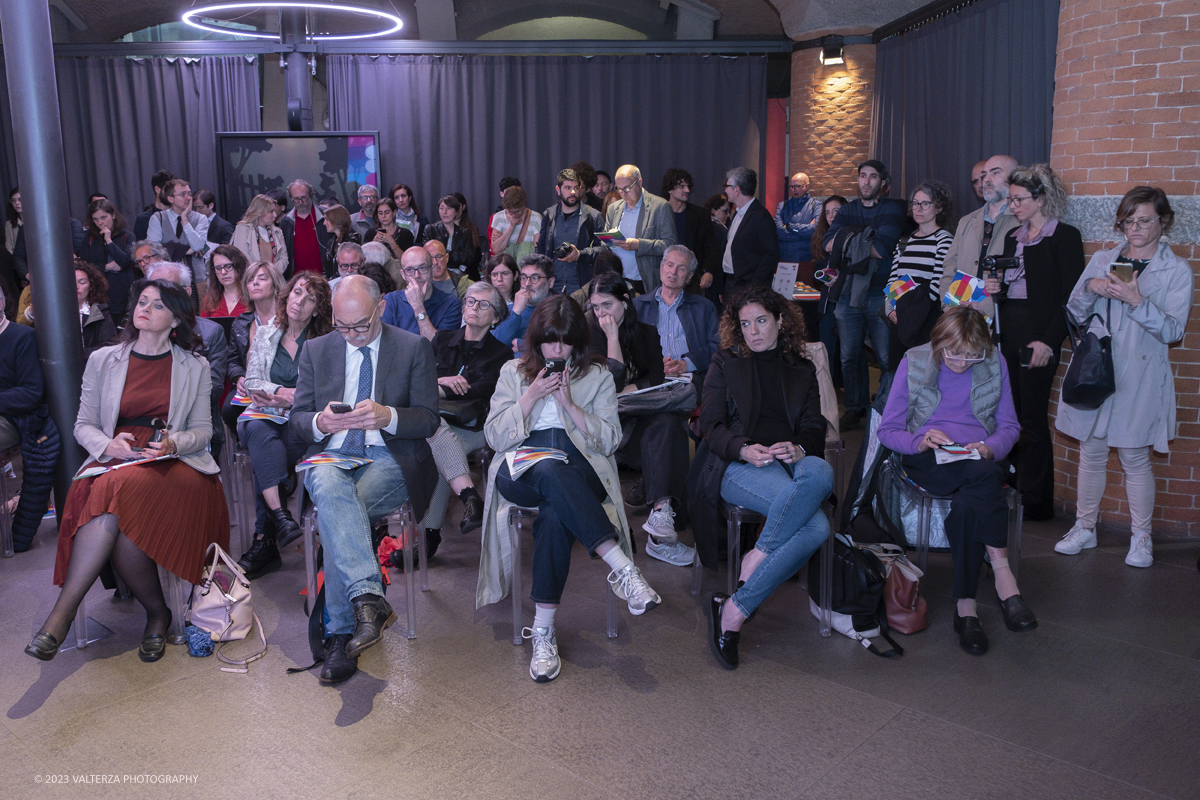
[
  {"left": 942, "top": 352, "right": 985, "bottom": 365},
  {"left": 909, "top": 200, "right": 934, "bottom": 210},
  {"left": 463, "top": 297, "right": 493, "bottom": 311},
  {"left": 212, "top": 262, "right": 236, "bottom": 273},
  {"left": 1007, "top": 194, "right": 1035, "bottom": 206},
  {"left": 400, "top": 265, "right": 432, "bottom": 276},
  {"left": 430, "top": 252, "right": 448, "bottom": 261},
  {"left": 332, "top": 306, "right": 379, "bottom": 335},
  {"left": 615, "top": 183, "right": 640, "bottom": 195},
  {"left": 134, "top": 255, "right": 155, "bottom": 268},
  {"left": 1120, "top": 216, "right": 1160, "bottom": 231},
  {"left": 519, "top": 274, "right": 545, "bottom": 284}
]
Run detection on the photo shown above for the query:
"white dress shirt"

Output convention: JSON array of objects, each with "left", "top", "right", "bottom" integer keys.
[
  {"left": 310, "top": 333, "right": 399, "bottom": 449},
  {"left": 722, "top": 198, "right": 754, "bottom": 275}
]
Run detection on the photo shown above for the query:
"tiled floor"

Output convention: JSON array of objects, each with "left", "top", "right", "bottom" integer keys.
[{"left": 2, "top": 441, "right": 1198, "bottom": 800}]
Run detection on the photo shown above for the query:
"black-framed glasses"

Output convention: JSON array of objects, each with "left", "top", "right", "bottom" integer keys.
[
  {"left": 909, "top": 200, "right": 934, "bottom": 210},
  {"left": 616, "top": 183, "right": 640, "bottom": 195},
  {"left": 212, "top": 262, "right": 236, "bottom": 273},
  {"left": 134, "top": 255, "right": 155, "bottom": 268},
  {"left": 519, "top": 274, "right": 545, "bottom": 284},
  {"left": 431, "top": 252, "right": 448, "bottom": 261},
  {"left": 332, "top": 306, "right": 379, "bottom": 335},
  {"left": 401, "top": 265, "right": 432, "bottom": 276},
  {"left": 463, "top": 296, "right": 493, "bottom": 310}
]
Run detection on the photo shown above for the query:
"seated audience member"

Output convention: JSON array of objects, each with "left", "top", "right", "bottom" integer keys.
[
  {"left": 492, "top": 254, "right": 554, "bottom": 350},
  {"left": 426, "top": 238, "right": 473, "bottom": 299},
  {"left": 722, "top": 167, "right": 779, "bottom": 294},
  {"left": 605, "top": 164, "right": 677, "bottom": 294},
  {"left": 661, "top": 168, "right": 720, "bottom": 293},
  {"left": 419, "top": 281, "right": 513, "bottom": 549},
  {"left": 322, "top": 205, "right": 362, "bottom": 279},
  {"left": 358, "top": 261, "right": 397, "bottom": 298},
  {"left": 237, "top": 273, "right": 332, "bottom": 577},
  {"left": 632, "top": 245, "right": 721, "bottom": 389},
  {"left": 571, "top": 249, "right": 624, "bottom": 309},
  {"left": 76, "top": 199, "right": 137, "bottom": 324},
  {"left": 291, "top": 275, "right": 440, "bottom": 685},
  {"left": 232, "top": 194, "right": 289, "bottom": 279},
  {"left": 885, "top": 180, "right": 955, "bottom": 366},
  {"left": 133, "top": 170, "right": 173, "bottom": 241},
  {"left": 382, "top": 246, "right": 462, "bottom": 339},
  {"left": 587, "top": 272, "right": 695, "bottom": 567},
  {"left": 147, "top": 178, "right": 210, "bottom": 291},
  {"left": 280, "top": 180, "right": 330, "bottom": 276},
  {"left": 359, "top": 241, "right": 400, "bottom": 289},
  {"left": 489, "top": 186, "right": 542, "bottom": 263},
  {"left": 192, "top": 189, "right": 234, "bottom": 246},
  {"left": 370, "top": 197, "right": 417, "bottom": 261},
  {"left": 25, "top": 278, "right": 228, "bottom": 663},
  {"left": 223, "top": 261, "right": 285, "bottom": 436},
  {"left": 485, "top": 254, "right": 520, "bottom": 343},
  {"left": 480, "top": 295, "right": 662, "bottom": 683},
  {"left": 74, "top": 260, "right": 119, "bottom": 359},
  {"left": 201, "top": 245, "right": 249, "bottom": 318},
  {"left": 1055, "top": 187, "right": 1193, "bottom": 569},
  {"left": 688, "top": 285, "right": 834, "bottom": 670},
  {"left": 536, "top": 168, "right": 604, "bottom": 298},
  {"left": 390, "top": 183, "right": 428, "bottom": 241},
  {"left": 877, "top": 307, "right": 1032, "bottom": 655},
  {"left": 0, "top": 284, "right": 61, "bottom": 553},
  {"left": 810, "top": 195, "right": 848, "bottom": 389},
  {"left": 774, "top": 172, "right": 820, "bottom": 268},
  {"left": 421, "top": 194, "right": 482, "bottom": 280},
  {"left": 349, "top": 184, "right": 380, "bottom": 240}
]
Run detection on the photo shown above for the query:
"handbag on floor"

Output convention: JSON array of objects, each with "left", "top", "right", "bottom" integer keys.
[
  {"left": 808, "top": 533, "right": 903, "bottom": 658},
  {"left": 1061, "top": 302, "right": 1115, "bottom": 409},
  {"left": 860, "top": 542, "right": 928, "bottom": 634},
  {"left": 186, "top": 542, "right": 267, "bottom": 667}
]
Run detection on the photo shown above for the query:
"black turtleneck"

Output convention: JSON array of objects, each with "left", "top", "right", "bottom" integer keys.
[{"left": 749, "top": 346, "right": 792, "bottom": 447}]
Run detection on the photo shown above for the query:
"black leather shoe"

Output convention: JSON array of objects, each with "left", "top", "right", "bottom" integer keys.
[
  {"left": 319, "top": 633, "right": 358, "bottom": 685},
  {"left": 626, "top": 477, "right": 647, "bottom": 508},
  {"left": 271, "top": 507, "right": 303, "bottom": 548},
  {"left": 138, "top": 634, "right": 167, "bottom": 662},
  {"left": 459, "top": 489, "right": 485, "bottom": 535},
  {"left": 954, "top": 612, "right": 989, "bottom": 655},
  {"left": 345, "top": 594, "right": 397, "bottom": 657},
  {"left": 425, "top": 528, "right": 441, "bottom": 559},
  {"left": 707, "top": 593, "right": 740, "bottom": 670},
  {"left": 24, "top": 632, "right": 60, "bottom": 661},
  {"left": 237, "top": 535, "right": 281, "bottom": 578},
  {"left": 999, "top": 594, "right": 1038, "bottom": 632}
]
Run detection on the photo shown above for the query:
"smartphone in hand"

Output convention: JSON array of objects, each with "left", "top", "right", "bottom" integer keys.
[
  {"left": 544, "top": 358, "right": 567, "bottom": 374},
  {"left": 330, "top": 403, "right": 353, "bottom": 414},
  {"left": 1019, "top": 346, "right": 1034, "bottom": 368}
]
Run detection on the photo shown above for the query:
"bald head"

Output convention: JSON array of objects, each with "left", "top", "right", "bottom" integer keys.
[
  {"left": 982, "top": 155, "right": 1019, "bottom": 204},
  {"left": 332, "top": 275, "right": 384, "bottom": 346},
  {"left": 788, "top": 172, "right": 810, "bottom": 199},
  {"left": 614, "top": 165, "right": 643, "bottom": 208},
  {"left": 423, "top": 239, "right": 449, "bottom": 278}
]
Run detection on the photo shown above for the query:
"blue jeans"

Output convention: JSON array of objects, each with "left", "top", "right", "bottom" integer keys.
[
  {"left": 720, "top": 456, "right": 834, "bottom": 618},
  {"left": 834, "top": 290, "right": 890, "bottom": 414},
  {"left": 304, "top": 445, "right": 409, "bottom": 636}
]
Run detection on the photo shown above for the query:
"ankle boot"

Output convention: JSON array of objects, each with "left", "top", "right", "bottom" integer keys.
[
  {"left": 271, "top": 506, "right": 302, "bottom": 548},
  {"left": 237, "top": 535, "right": 281, "bottom": 578}
]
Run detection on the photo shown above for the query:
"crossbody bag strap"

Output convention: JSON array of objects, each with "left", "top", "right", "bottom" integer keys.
[{"left": 216, "top": 611, "right": 267, "bottom": 668}]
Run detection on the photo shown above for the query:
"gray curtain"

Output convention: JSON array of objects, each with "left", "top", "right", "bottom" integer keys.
[
  {"left": 0, "top": 56, "right": 260, "bottom": 227},
  {"left": 871, "top": 0, "right": 1059, "bottom": 213},
  {"left": 327, "top": 54, "right": 766, "bottom": 220}
]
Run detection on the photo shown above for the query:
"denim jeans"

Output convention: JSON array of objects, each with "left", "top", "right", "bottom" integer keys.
[
  {"left": 496, "top": 428, "right": 617, "bottom": 605},
  {"left": 304, "top": 445, "right": 410, "bottom": 636},
  {"left": 720, "top": 456, "right": 834, "bottom": 618},
  {"left": 834, "top": 290, "right": 890, "bottom": 414}
]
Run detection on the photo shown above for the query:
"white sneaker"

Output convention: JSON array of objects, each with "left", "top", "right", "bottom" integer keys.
[
  {"left": 646, "top": 537, "right": 696, "bottom": 567},
  {"left": 522, "top": 626, "right": 560, "bottom": 682},
  {"left": 1125, "top": 534, "right": 1153, "bottom": 568},
  {"left": 642, "top": 503, "right": 677, "bottom": 542},
  {"left": 607, "top": 564, "right": 661, "bottom": 615},
  {"left": 1054, "top": 522, "right": 1098, "bottom": 555}
]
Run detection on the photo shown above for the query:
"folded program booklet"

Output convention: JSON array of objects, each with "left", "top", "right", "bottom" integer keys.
[
  {"left": 294, "top": 453, "right": 374, "bottom": 472},
  {"left": 504, "top": 447, "right": 569, "bottom": 479},
  {"left": 74, "top": 453, "right": 177, "bottom": 480},
  {"left": 595, "top": 230, "right": 626, "bottom": 243}
]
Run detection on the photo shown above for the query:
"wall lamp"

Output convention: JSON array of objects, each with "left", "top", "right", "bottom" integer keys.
[
  {"left": 792, "top": 33, "right": 873, "bottom": 66},
  {"left": 819, "top": 36, "right": 844, "bottom": 65}
]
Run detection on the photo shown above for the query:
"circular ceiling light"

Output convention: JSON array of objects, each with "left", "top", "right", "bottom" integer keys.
[{"left": 182, "top": 2, "right": 403, "bottom": 41}]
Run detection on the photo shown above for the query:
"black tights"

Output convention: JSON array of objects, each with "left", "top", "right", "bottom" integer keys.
[{"left": 40, "top": 513, "right": 170, "bottom": 642}]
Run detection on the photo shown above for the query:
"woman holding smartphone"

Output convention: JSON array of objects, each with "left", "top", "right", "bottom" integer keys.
[{"left": 1053, "top": 187, "right": 1193, "bottom": 568}]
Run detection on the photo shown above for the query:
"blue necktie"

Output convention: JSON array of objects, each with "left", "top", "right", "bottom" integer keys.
[{"left": 341, "top": 346, "right": 372, "bottom": 456}]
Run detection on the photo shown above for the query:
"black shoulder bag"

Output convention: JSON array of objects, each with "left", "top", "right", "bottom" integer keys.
[{"left": 1061, "top": 300, "right": 1115, "bottom": 410}]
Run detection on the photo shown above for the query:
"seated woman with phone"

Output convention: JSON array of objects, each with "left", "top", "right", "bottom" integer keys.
[
  {"left": 236, "top": 272, "right": 332, "bottom": 577},
  {"left": 877, "top": 306, "right": 1031, "bottom": 656}
]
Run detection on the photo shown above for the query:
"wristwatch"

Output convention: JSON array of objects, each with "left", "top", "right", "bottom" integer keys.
[{"left": 415, "top": 312, "right": 427, "bottom": 321}]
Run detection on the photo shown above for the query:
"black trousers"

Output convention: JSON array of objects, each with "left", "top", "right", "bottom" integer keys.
[
  {"left": 238, "top": 417, "right": 307, "bottom": 534},
  {"left": 998, "top": 300, "right": 1059, "bottom": 517},
  {"left": 619, "top": 412, "right": 689, "bottom": 519},
  {"left": 901, "top": 450, "right": 1009, "bottom": 599}
]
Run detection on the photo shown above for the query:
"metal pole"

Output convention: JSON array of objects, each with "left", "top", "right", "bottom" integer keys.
[
  {"left": 281, "top": 9, "right": 313, "bottom": 131},
  {"left": 0, "top": 0, "right": 86, "bottom": 512}
]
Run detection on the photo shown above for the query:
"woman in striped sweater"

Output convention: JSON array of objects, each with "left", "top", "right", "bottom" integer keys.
[{"left": 886, "top": 181, "right": 954, "bottom": 365}]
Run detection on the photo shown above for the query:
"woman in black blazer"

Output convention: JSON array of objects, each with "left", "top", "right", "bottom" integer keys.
[
  {"left": 685, "top": 285, "right": 834, "bottom": 670},
  {"left": 984, "top": 164, "right": 1085, "bottom": 520}
]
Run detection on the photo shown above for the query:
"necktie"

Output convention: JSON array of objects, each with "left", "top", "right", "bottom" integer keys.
[
  {"left": 175, "top": 215, "right": 184, "bottom": 239},
  {"left": 341, "top": 346, "right": 373, "bottom": 456}
]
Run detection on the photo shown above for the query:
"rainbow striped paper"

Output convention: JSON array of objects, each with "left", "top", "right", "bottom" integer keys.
[
  {"left": 885, "top": 275, "right": 919, "bottom": 305},
  {"left": 294, "top": 453, "right": 374, "bottom": 472},
  {"left": 505, "top": 447, "right": 569, "bottom": 479},
  {"left": 239, "top": 408, "right": 291, "bottom": 423},
  {"left": 943, "top": 270, "right": 989, "bottom": 307}
]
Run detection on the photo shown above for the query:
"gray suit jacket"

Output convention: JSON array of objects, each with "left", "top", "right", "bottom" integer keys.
[
  {"left": 938, "top": 206, "right": 1019, "bottom": 318},
  {"left": 604, "top": 191, "right": 678, "bottom": 292},
  {"left": 290, "top": 324, "right": 441, "bottom": 521}
]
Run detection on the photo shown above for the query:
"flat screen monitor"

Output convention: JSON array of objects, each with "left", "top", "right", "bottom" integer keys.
[{"left": 215, "top": 131, "right": 380, "bottom": 223}]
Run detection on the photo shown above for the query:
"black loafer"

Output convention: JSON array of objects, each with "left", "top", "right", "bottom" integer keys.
[
  {"left": 953, "top": 612, "right": 988, "bottom": 656},
  {"left": 271, "top": 507, "right": 303, "bottom": 548},
  {"left": 25, "top": 631, "right": 60, "bottom": 662},
  {"left": 138, "top": 634, "right": 167, "bottom": 662},
  {"left": 345, "top": 594, "right": 396, "bottom": 657},
  {"left": 237, "top": 535, "right": 281, "bottom": 579},
  {"left": 319, "top": 634, "right": 358, "bottom": 685},
  {"left": 707, "top": 593, "right": 740, "bottom": 670},
  {"left": 459, "top": 491, "right": 484, "bottom": 535},
  {"left": 999, "top": 594, "right": 1038, "bottom": 632}
]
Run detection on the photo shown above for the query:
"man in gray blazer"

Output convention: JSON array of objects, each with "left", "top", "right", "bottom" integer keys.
[
  {"left": 291, "top": 275, "right": 440, "bottom": 685},
  {"left": 605, "top": 164, "right": 677, "bottom": 294}
]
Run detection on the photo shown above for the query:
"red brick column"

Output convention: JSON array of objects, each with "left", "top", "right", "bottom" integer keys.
[{"left": 1051, "top": 0, "right": 1200, "bottom": 536}]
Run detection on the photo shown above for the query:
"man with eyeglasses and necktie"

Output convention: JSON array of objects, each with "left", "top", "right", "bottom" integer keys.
[
  {"left": 291, "top": 274, "right": 440, "bottom": 685},
  {"left": 146, "top": 178, "right": 210, "bottom": 297},
  {"left": 380, "top": 246, "right": 463, "bottom": 340}
]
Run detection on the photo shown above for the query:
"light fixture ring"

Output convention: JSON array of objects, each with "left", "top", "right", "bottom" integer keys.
[{"left": 182, "top": 2, "right": 403, "bottom": 41}]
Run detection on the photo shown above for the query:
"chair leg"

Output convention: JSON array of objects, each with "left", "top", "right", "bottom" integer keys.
[
  {"left": 0, "top": 456, "right": 15, "bottom": 559},
  {"left": 389, "top": 507, "right": 417, "bottom": 639},
  {"left": 74, "top": 598, "right": 90, "bottom": 649},
  {"left": 418, "top": 516, "right": 429, "bottom": 592},
  {"left": 160, "top": 568, "right": 189, "bottom": 645},
  {"left": 302, "top": 504, "right": 319, "bottom": 618},
  {"left": 509, "top": 507, "right": 524, "bottom": 646},
  {"left": 606, "top": 575, "right": 619, "bottom": 638},
  {"left": 915, "top": 495, "right": 931, "bottom": 575},
  {"left": 726, "top": 513, "right": 741, "bottom": 596},
  {"left": 690, "top": 547, "right": 702, "bottom": 596},
  {"left": 1008, "top": 490, "right": 1022, "bottom": 585},
  {"left": 818, "top": 527, "right": 834, "bottom": 638}
]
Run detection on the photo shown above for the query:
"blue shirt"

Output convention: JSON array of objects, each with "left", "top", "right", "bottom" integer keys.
[
  {"left": 381, "top": 285, "right": 462, "bottom": 335},
  {"left": 653, "top": 288, "right": 696, "bottom": 372},
  {"left": 615, "top": 196, "right": 643, "bottom": 281},
  {"left": 491, "top": 301, "right": 533, "bottom": 348}
]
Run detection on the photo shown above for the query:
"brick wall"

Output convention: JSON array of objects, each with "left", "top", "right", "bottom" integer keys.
[
  {"left": 1051, "top": 0, "right": 1200, "bottom": 536},
  {"left": 788, "top": 44, "right": 876, "bottom": 199}
]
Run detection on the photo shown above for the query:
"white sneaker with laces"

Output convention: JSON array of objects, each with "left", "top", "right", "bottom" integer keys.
[
  {"left": 607, "top": 564, "right": 661, "bottom": 615},
  {"left": 642, "top": 504, "right": 677, "bottom": 542},
  {"left": 1125, "top": 533, "right": 1153, "bottom": 568},
  {"left": 1054, "top": 522, "right": 1098, "bottom": 555},
  {"left": 646, "top": 537, "right": 696, "bottom": 567},
  {"left": 522, "top": 626, "right": 560, "bottom": 682}
]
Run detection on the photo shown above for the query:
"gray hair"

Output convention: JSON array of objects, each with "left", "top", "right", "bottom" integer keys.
[
  {"left": 332, "top": 273, "right": 381, "bottom": 305},
  {"left": 287, "top": 179, "right": 314, "bottom": 198},
  {"left": 360, "top": 241, "right": 389, "bottom": 266},
  {"left": 466, "top": 279, "right": 509, "bottom": 325},
  {"left": 356, "top": 184, "right": 379, "bottom": 199},
  {"left": 661, "top": 244, "right": 698, "bottom": 276},
  {"left": 519, "top": 253, "right": 553, "bottom": 278},
  {"left": 726, "top": 167, "right": 757, "bottom": 197},
  {"left": 133, "top": 240, "right": 168, "bottom": 261},
  {"left": 143, "top": 260, "right": 192, "bottom": 286},
  {"left": 336, "top": 241, "right": 365, "bottom": 262}
]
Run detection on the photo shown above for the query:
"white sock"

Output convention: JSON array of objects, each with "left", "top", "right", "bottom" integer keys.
[
  {"left": 601, "top": 545, "right": 634, "bottom": 573},
  {"left": 533, "top": 605, "right": 556, "bottom": 631}
]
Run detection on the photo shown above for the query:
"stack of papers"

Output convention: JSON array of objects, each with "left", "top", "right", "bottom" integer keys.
[
  {"left": 295, "top": 453, "right": 374, "bottom": 472},
  {"left": 792, "top": 281, "right": 821, "bottom": 301},
  {"left": 505, "top": 447, "right": 569, "bottom": 479},
  {"left": 74, "top": 453, "right": 177, "bottom": 480},
  {"left": 239, "top": 407, "right": 291, "bottom": 423}
]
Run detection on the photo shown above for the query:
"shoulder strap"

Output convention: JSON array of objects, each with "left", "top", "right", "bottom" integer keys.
[{"left": 215, "top": 612, "right": 268, "bottom": 668}]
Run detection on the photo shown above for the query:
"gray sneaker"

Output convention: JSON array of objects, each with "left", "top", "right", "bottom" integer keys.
[
  {"left": 608, "top": 564, "right": 661, "bottom": 615},
  {"left": 521, "top": 626, "right": 560, "bottom": 682},
  {"left": 642, "top": 503, "right": 677, "bottom": 542},
  {"left": 646, "top": 537, "right": 696, "bottom": 567}
]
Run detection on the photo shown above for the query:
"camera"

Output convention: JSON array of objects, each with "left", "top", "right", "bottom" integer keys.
[
  {"left": 982, "top": 255, "right": 1019, "bottom": 280},
  {"left": 553, "top": 242, "right": 574, "bottom": 260}
]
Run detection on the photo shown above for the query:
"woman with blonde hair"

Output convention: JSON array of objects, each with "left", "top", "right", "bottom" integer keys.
[{"left": 232, "top": 194, "right": 289, "bottom": 278}]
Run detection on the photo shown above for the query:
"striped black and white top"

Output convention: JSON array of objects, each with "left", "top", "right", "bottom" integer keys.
[{"left": 888, "top": 228, "right": 954, "bottom": 301}]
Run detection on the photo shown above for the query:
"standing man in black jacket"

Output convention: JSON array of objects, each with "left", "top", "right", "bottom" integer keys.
[
  {"left": 661, "top": 168, "right": 720, "bottom": 296},
  {"left": 721, "top": 167, "right": 779, "bottom": 294},
  {"left": 192, "top": 190, "right": 235, "bottom": 246},
  {"left": 536, "top": 168, "right": 603, "bottom": 298}
]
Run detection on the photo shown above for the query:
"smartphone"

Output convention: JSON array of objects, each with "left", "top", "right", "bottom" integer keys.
[
  {"left": 1019, "top": 346, "right": 1034, "bottom": 368},
  {"left": 330, "top": 403, "right": 353, "bottom": 414},
  {"left": 937, "top": 442, "right": 974, "bottom": 456},
  {"left": 1110, "top": 263, "right": 1134, "bottom": 283},
  {"left": 544, "top": 358, "right": 567, "bottom": 374}
]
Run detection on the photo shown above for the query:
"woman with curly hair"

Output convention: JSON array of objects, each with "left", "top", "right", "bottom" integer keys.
[
  {"left": 687, "top": 284, "right": 834, "bottom": 670},
  {"left": 74, "top": 260, "right": 118, "bottom": 359},
  {"left": 885, "top": 180, "right": 955, "bottom": 364}
]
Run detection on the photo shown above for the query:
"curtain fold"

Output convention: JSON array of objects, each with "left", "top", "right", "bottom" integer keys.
[
  {"left": 327, "top": 54, "right": 767, "bottom": 219},
  {"left": 871, "top": 0, "right": 1059, "bottom": 210},
  {"left": 0, "top": 56, "right": 260, "bottom": 226}
]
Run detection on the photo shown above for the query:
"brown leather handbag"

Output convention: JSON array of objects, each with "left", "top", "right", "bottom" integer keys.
[{"left": 862, "top": 543, "right": 928, "bottom": 634}]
